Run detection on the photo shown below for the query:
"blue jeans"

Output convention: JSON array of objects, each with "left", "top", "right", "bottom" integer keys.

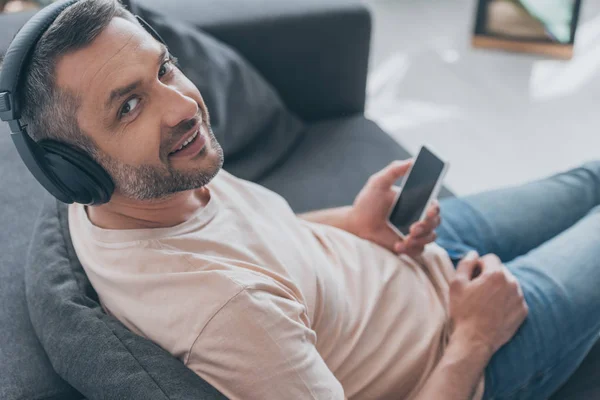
[{"left": 435, "top": 161, "right": 600, "bottom": 400}]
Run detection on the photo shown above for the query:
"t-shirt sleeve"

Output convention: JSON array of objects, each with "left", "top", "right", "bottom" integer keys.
[{"left": 185, "top": 288, "right": 346, "bottom": 400}]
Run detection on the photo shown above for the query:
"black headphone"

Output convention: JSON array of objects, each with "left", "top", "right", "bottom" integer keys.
[{"left": 0, "top": 0, "right": 166, "bottom": 205}]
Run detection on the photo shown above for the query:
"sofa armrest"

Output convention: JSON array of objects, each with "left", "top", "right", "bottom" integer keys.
[{"left": 135, "top": 0, "right": 372, "bottom": 122}]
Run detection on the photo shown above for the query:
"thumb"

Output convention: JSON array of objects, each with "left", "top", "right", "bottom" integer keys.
[
  {"left": 456, "top": 251, "right": 481, "bottom": 281},
  {"left": 370, "top": 160, "right": 413, "bottom": 189}
]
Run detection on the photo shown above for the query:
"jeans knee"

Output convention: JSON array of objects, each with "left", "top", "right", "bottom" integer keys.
[
  {"left": 586, "top": 204, "right": 600, "bottom": 216},
  {"left": 578, "top": 161, "right": 600, "bottom": 203},
  {"left": 581, "top": 160, "right": 600, "bottom": 175}
]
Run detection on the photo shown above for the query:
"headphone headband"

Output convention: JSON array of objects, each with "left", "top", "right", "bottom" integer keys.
[
  {"left": 0, "top": 0, "right": 166, "bottom": 205},
  {"left": 0, "top": 0, "right": 78, "bottom": 124}
]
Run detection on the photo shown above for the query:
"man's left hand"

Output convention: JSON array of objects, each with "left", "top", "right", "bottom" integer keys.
[{"left": 347, "top": 160, "right": 441, "bottom": 257}]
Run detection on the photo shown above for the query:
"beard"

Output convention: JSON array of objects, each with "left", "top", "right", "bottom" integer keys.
[{"left": 97, "top": 123, "right": 224, "bottom": 201}]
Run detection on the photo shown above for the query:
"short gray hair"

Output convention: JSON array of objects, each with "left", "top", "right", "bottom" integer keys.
[{"left": 19, "top": 0, "right": 138, "bottom": 157}]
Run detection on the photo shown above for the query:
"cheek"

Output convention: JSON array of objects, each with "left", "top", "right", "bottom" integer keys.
[
  {"left": 77, "top": 107, "right": 164, "bottom": 166},
  {"left": 111, "top": 121, "right": 163, "bottom": 165}
]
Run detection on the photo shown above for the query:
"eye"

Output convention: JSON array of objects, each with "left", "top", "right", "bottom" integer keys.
[
  {"left": 158, "top": 59, "right": 172, "bottom": 78},
  {"left": 120, "top": 97, "right": 140, "bottom": 118}
]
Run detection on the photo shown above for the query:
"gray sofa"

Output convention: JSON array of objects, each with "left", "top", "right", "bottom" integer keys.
[{"left": 1, "top": 1, "right": 599, "bottom": 399}]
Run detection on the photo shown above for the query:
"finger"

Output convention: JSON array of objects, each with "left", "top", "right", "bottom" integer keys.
[
  {"left": 410, "top": 217, "right": 440, "bottom": 238},
  {"left": 409, "top": 222, "right": 427, "bottom": 237},
  {"left": 480, "top": 253, "right": 502, "bottom": 265},
  {"left": 394, "top": 241, "right": 406, "bottom": 254},
  {"left": 479, "top": 254, "right": 503, "bottom": 274},
  {"left": 379, "top": 224, "right": 410, "bottom": 249},
  {"left": 369, "top": 160, "right": 413, "bottom": 189},
  {"left": 503, "top": 266, "right": 518, "bottom": 284},
  {"left": 426, "top": 201, "right": 441, "bottom": 218},
  {"left": 408, "top": 231, "right": 437, "bottom": 247},
  {"left": 409, "top": 217, "right": 441, "bottom": 238},
  {"left": 503, "top": 267, "right": 524, "bottom": 298},
  {"left": 406, "top": 245, "right": 425, "bottom": 258},
  {"left": 456, "top": 251, "right": 480, "bottom": 280}
]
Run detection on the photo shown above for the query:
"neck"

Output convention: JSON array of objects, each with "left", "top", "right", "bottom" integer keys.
[{"left": 87, "top": 187, "right": 211, "bottom": 230}]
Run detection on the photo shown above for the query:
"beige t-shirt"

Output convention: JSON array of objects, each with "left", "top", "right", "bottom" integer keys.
[{"left": 69, "top": 169, "right": 484, "bottom": 400}]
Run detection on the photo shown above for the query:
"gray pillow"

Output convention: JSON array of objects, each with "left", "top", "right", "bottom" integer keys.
[
  {"left": 134, "top": 3, "right": 305, "bottom": 181},
  {"left": 26, "top": 197, "right": 227, "bottom": 400}
]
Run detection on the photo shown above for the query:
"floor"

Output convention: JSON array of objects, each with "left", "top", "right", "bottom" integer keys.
[{"left": 365, "top": 0, "right": 600, "bottom": 196}]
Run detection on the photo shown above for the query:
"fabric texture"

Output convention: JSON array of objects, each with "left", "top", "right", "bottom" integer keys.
[
  {"left": 68, "top": 168, "right": 480, "bottom": 400},
  {"left": 26, "top": 197, "right": 227, "bottom": 400}
]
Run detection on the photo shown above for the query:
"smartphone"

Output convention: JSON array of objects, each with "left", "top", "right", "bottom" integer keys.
[{"left": 386, "top": 146, "right": 449, "bottom": 238}]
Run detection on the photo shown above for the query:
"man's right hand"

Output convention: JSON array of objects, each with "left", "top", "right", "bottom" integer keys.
[
  {"left": 414, "top": 251, "right": 529, "bottom": 400},
  {"left": 449, "top": 251, "right": 529, "bottom": 357}
]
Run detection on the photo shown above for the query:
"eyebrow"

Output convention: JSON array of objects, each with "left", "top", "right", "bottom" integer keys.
[{"left": 104, "top": 45, "right": 169, "bottom": 111}]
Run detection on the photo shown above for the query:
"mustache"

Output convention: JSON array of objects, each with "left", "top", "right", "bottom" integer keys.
[{"left": 162, "top": 112, "right": 203, "bottom": 156}]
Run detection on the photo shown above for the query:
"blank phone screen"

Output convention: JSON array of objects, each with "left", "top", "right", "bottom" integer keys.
[{"left": 389, "top": 147, "right": 445, "bottom": 236}]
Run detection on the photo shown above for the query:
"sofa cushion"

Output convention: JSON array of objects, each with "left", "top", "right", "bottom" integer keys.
[
  {"left": 25, "top": 197, "right": 227, "bottom": 400},
  {"left": 131, "top": 2, "right": 304, "bottom": 181}
]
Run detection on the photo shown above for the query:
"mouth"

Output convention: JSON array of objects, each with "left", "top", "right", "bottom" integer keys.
[{"left": 168, "top": 125, "right": 207, "bottom": 159}]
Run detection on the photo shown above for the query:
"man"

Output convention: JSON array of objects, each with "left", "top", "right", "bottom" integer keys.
[{"left": 7, "top": 0, "right": 600, "bottom": 399}]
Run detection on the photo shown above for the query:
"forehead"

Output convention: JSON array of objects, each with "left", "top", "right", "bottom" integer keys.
[{"left": 55, "top": 17, "right": 161, "bottom": 104}]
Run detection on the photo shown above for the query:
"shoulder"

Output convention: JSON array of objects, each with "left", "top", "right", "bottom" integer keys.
[{"left": 210, "top": 168, "right": 289, "bottom": 207}]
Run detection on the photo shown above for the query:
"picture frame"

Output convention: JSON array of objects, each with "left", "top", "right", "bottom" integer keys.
[{"left": 472, "top": 0, "right": 583, "bottom": 59}]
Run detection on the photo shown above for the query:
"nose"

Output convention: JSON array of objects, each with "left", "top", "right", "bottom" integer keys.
[{"left": 160, "top": 85, "right": 199, "bottom": 128}]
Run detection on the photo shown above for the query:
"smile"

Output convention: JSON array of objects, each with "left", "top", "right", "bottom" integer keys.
[
  {"left": 170, "top": 130, "right": 199, "bottom": 155},
  {"left": 168, "top": 126, "right": 207, "bottom": 159}
]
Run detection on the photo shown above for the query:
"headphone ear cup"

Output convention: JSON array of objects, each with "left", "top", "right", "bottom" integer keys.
[{"left": 40, "top": 140, "right": 115, "bottom": 205}]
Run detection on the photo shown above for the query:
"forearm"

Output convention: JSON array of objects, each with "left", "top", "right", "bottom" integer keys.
[
  {"left": 297, "top": 206, "right": 355, "bottom": 234},
  {"left": 414, "top": 333, "right": 491, "bottom": 400}
]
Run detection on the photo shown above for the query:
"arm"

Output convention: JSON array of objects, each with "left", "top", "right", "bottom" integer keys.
[
  {"left": 299, "top": 160, "right": 441, "bottom": 257},
  {"left": 414, "top": 333, "right": 490, "bottom": 400},
  {"left": 297, "top": 206, "right": 354, "bottom": 233},
  {"left": 186, "top": 288, "right": 347, "bottom": 400}
]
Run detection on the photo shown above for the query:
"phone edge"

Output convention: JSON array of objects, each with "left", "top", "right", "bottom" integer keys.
[{"left": 386, "top": 145, "right": 449, "bottom": 239}]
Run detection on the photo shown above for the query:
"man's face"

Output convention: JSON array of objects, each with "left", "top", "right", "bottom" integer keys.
[{"left": 55, "top": 16, "right": 224, "bottom": 201}]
